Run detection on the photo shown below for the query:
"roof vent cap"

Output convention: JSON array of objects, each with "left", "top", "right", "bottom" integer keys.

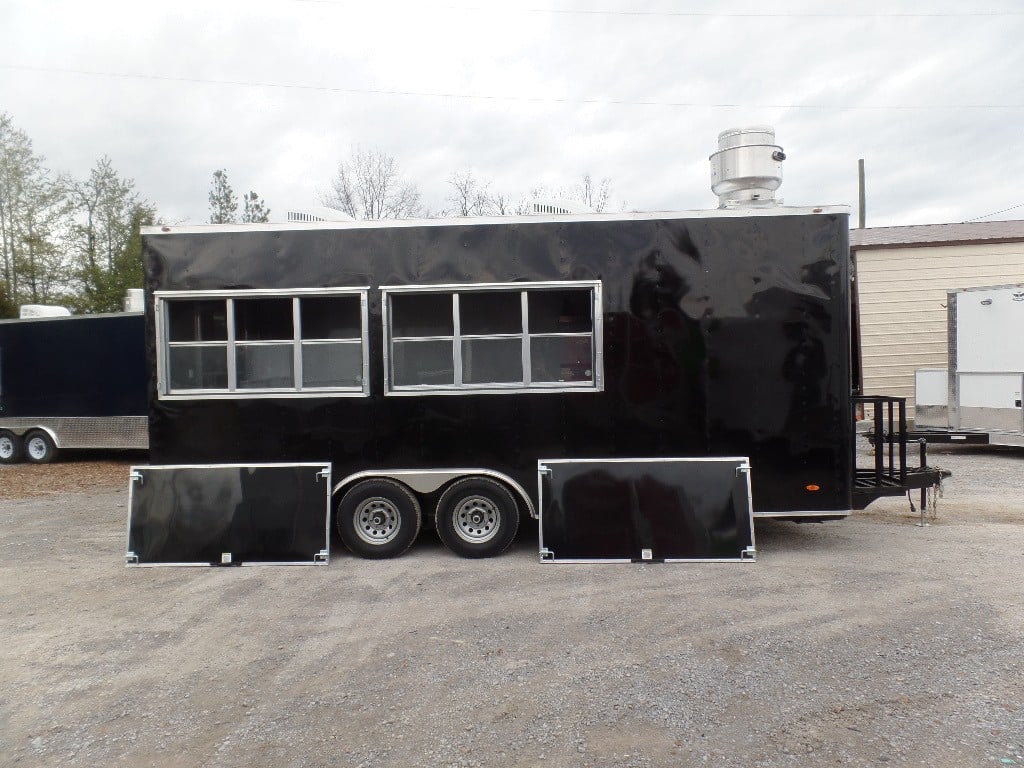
[
  {"left": 710, "top": 126, "right": 785, "bottom": 208},
  {"left": 286, "top": 206, "right": 355, "bottom": 223},
  {"left": 525, "top": 199, "right": 594, "bottom": 215}
]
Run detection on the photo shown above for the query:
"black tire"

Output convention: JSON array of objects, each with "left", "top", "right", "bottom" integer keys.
[
  {"left": 0, "top": 430, "right": 23, "bottom": 464},
  {"left": 435, "top": 477, "right": 520, "bottom": 558},
  {"left": 23, "top": 430, "right": 58, "bottom": 464},
  {"left": 336, "top": 478, "right": 421, "bottom": 559}
]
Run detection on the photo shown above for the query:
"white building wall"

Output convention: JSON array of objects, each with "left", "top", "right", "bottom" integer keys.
[{"left": 855, "top": 241, "right": 1024, "bottom": 418}]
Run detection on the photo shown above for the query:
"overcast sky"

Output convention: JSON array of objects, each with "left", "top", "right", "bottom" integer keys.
[{"left": 2, "top": 0, "right": 1023, "bottom": 227}]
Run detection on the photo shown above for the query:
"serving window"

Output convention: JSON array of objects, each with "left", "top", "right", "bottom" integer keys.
[
  {"left": 383, "top": 281, "right": 602, "bottom": 395},
  {"left": 157, "top": 289, "right": 369, "bottom": 398}
]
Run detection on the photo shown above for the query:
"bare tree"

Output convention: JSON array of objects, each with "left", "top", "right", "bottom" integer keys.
[
  {"left": 490, "top": 191, "right": 515, "bottom": 216},
  {"left": 572, "top": 174, "right": 612, "bottom": 213},
  {"left": 322, "top": 147, "right": 422, "bottom": 220},
  {"left": 514, "top": 175, "right": 614, "bottom": 214},
  {"left": 446, "top": 170, "right": 493, "bottom": 217}
]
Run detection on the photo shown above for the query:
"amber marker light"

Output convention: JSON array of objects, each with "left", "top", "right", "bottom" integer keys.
[{"left": 805, "top": 484, "right": 821, "bottom": 492}]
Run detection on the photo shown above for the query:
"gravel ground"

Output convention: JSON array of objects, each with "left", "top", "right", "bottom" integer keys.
[{"left": 1, "top": 446, "right": 1022, "bottom": 767}]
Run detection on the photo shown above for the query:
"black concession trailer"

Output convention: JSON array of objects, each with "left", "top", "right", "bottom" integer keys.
[
  {"left": 0, "top": 311, "right": 148, "bottom": 463},
  {"left": 134, "top": 202, "right": 942, "bottom": 563}
]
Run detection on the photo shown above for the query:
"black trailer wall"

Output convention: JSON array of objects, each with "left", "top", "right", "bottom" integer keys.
[
  {"left": 143, "top": 212, "right": 852, "bottom": 515},
  {"left": 0, "top": 313, "right": 147, "bottom": 417}
]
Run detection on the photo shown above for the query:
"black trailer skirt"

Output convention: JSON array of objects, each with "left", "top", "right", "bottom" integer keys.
[
  {"left": 125, "top": 463, "right": 332, "bottom": 566},
  {"left": 538, "top": 457, "right": 755, "bottom": 563}
]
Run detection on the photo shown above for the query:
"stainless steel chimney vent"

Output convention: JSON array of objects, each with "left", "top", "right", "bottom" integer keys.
[{"left": 709, "top": 126, "right": 785, "bottom": 208}]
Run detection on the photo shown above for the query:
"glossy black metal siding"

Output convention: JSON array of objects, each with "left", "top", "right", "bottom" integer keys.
[
  {"left": 143, "top": 213, "right": 852, "bottom": 514},
  {"left": 127, "top": 464, "right": 330, "bottom": 565},
  {"left": 539, "top": 459, "right": 755, "bottom": 561},
  {"left": 0, "top": 313, "right": 147, "bottom": 418}
]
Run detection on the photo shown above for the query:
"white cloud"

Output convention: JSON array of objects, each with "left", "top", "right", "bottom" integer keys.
[{"left": 2, "top": 0, "right": 1023, "bottom": 226}]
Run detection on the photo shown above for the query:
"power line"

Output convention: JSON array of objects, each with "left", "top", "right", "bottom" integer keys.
[
  {"left": 964, "top": 201, "right": 1024, "bottom": 222},
  {"left": 289, "top": 2, "right": 1024, "bottom": 18},
  {"left": 4, "top": 64, "right": 1023, "bottom": 111}
]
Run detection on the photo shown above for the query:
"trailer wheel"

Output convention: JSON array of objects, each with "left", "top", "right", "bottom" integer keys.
[
  {"left": 435, "top": 477, "right": 520, "bottom": 558},
  {"left": 0, "top": 430, "right": 23, "bottom": 464},
  {"left": 336, "top": 479, "right": 421, "bottom": 559},
  {"left": 23, "top": 430, "right": 58, "bottom": 464}
]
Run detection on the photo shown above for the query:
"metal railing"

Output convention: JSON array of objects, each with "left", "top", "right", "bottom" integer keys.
[{"left": 853, "top": 395, "right": 908, "bottom": 488}]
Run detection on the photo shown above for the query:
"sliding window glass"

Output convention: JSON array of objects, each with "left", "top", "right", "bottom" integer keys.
[
  {"left": 384, "top": 281, "right": 601, "bottom": 395},
  {"left": 159, "top": 290, "right": 368, "bottom": 398},
  {"left": 300, "top": 295, "right": 364, "bottom": 388},
  {"left": 235, "top": 297, "right": 294, "bottom": 389},
  {"left": 390, "top": 292, "right": 455, "bottom": 387},
  {"left": 166, "top": 299, "right": 229, "bottom": 390}
]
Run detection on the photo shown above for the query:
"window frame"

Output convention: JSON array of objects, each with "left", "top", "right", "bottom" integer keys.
[
  {"left": 381, "top": 280, "right": 603, "bottom": 396},
  {"left": 155, "top": 288, "right": 370, "bottom": 399}
]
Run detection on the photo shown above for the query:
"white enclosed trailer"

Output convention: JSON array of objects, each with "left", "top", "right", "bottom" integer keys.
[{"left": 914, "top": 283, "right": 1024, "bottom": 447}]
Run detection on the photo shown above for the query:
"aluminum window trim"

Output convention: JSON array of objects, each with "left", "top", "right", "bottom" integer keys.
[
  {"left": 381, "top": 280, "right": 601, "bottom": 294},
  {"left": 382, "top": 280, "right": 603, "bottom": 396},
  {"left": 451, "top": 293, "right": 463, "bottom": 386},
  {"left": 392, "top": 334, "right": 457, "bottom": 343},
  {"left": 292, "top": 296, "right": 303, "bottom": 393},
  {"left": 154, "top": 287, "right": 371, "bottom": 299},
  {"left": 300, "top": 338, "right": 363, "bottom": 346},
  {"left": 156, "top": 288, "right": 371, "bottom": 399}
]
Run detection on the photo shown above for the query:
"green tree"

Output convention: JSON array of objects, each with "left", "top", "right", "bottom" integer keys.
[
  {"left": 209, "top": 169, "right": 238, "bottom": 224},
  {"left": 73, "top": 205, "right": 154, "bottom": 313},
  {"left": 17, "top": 173, "right": 72, "bottom": 305},
  {"left": 241, "top": 190, "right": 270, "bottom": 223},
  {"left": 69, "top": 157, "right": 155, "bottom": 313},
  {"left": 0, "top": 278, "right": 17, "bottom": 318},
  {"left": 0, "top": 113, "right": 72, "bottom": 308}
]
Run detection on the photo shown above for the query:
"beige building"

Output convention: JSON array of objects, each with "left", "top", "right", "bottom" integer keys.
[{"left": 851, "top": 221, "right": 1024, "bottom": 417}]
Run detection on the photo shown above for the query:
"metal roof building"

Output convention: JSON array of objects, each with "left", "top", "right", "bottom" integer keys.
[{"left": 851, "top": 220, "right": 1024, "bottom": 417}]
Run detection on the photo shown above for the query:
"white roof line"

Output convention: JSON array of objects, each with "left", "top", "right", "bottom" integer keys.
[{"left": 143, "top": 205, "right": 850, "bottom": 236}]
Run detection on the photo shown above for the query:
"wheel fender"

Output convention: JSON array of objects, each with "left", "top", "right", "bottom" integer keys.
[
  {"left": 25, "top": 425, "right": 60, "bottom": 448},
  {"left": 333, "top": 468, "right": 536, "bottom": 519}
]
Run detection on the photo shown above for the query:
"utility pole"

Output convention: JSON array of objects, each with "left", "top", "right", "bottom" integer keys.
[{"left": 858, "top": 159, "right": 866, "bottom": 229}]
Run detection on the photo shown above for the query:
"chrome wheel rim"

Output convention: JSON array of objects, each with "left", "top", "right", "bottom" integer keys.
[
  {"left": 452, "top": 495, "right": 500, "bottom": 543},
  {"left": 0, "top": 437, "right": 13, "bottom": 459},
  {"left": 26, "top": 437, "right": 48, "bottom": 461},
  {"left": 354, "top": 497, "right": 401, "bottom": 545}
]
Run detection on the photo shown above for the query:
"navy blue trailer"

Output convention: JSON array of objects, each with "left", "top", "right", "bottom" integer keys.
[
  {"left": 139, "top": 206, "right": 940, "bottom": 559},
  {"left": 0, "top": 312, "right": 148, "bottom": 463}
]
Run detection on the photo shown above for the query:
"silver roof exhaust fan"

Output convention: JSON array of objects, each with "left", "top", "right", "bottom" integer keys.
[{"left": 710, "top": 126, "right": 786, "bottom": 208}]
